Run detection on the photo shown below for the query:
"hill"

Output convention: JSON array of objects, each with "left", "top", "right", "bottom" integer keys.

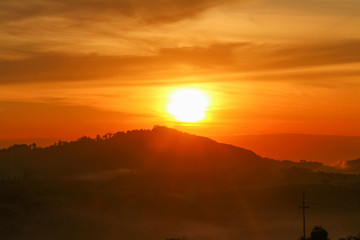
[
  {"left": 0, "top": 126, "right": 272, "bottom": 179},
  {"left": 341, "top": 158, "right": 360, "bottom": 173},
  {"left": 214, "top": 133, "right": 360, "bottom": 164},
  {"left": 0, "top": 126, "right": 354, "bottom": 181}
]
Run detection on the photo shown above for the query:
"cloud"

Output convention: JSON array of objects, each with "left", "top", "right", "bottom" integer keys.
[
  {"left": 268, "top": 41, "right": 360, "bottom": 69},
  {"left": 261, "top": 0, "right": 360, "bottom": 15},
  {"left": 1, "top": 0, "right": 359, "bottom": 61},
  {"left": 0, "top": 43, "right": 243, "bottom": 84},
  {"left": 0, "top": 0, "right": 236, "bottom": 24},
  {"left": 0, "top": 41, "right": 360, "bottom": 85}
]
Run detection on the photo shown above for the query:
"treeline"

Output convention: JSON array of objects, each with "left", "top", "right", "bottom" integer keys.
[
  {"left": 306, "top": 226, "right": 360, "bottom": 240},
  {"left": 0, "top": 126, "right": 265, "bottom": 178},
  {"left": 0, "top": 126, "right": 358, "bottom": 184}
]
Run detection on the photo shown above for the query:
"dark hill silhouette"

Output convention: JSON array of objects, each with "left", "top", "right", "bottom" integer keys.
[
  {"left": 0, "top": 126, "right": 273, "bottom": 179},
  {"left": 0, "top": 126, "right": 352, "bottom": 181},
  {"left": 342, "top": 158, "right": 360, "bottom": 173}
]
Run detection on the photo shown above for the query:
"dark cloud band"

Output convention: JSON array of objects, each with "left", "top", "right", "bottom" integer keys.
[{"left": 0, "top": 0, "right": 236, "bottom": 24}]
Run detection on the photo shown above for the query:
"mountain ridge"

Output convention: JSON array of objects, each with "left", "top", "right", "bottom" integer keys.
[
  {"left": 0, "top": 126, "right": 269, "bottom": 178},
  {"left": 1, "top": 126, "right": 356, "bottom": 181},
  {"left": 214, "top": 133, "right": 360, "bottom": 164}
]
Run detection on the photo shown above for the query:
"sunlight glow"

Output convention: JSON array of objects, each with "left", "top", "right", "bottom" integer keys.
[{"left": 167, "top": 89, "right": 210, "bottom": 123}]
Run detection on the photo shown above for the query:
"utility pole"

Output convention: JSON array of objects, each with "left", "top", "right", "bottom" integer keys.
[{"left": 299, "top": 192, "right": 310, "bottom": 240}]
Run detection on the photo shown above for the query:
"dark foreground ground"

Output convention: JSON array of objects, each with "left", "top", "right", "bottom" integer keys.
[{"left": 0, "top": 175, "right": 359, "bottom": 240}]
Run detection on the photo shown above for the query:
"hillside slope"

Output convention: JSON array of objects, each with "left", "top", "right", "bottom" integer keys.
[
  {"left": 215, "top": 133, "right": 360, "bottom": 164},
  {"left": 0, "top": 126, "right": 271, "bottom": 178}
]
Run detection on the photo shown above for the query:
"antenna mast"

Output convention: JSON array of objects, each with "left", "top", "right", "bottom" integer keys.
[{"left": 299, "top": 192, "right": 310, "bottom": 240}]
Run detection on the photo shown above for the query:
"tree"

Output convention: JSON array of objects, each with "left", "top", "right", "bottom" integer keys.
[
  {"left": 311, "top": 226, "right": 329, "bottom": 240},
  {"left": 339, "top": 234, "right": 360, "bottom": 240}
]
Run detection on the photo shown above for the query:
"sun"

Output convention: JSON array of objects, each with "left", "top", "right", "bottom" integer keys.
[{"left": 167, "top": 89, "right": 210, "bottom": 123}]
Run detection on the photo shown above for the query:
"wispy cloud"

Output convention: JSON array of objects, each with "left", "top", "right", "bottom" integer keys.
[
  {"left": 0, "top": 0, "right": 237, "bottom": 24},
  {"left": 1, "top": 41, "right": 359, "bottom": 84}
]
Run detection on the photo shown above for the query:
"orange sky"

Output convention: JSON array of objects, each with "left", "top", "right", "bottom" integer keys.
[{"left": 1, "top": 0, "right": 360, "bottom": 142}]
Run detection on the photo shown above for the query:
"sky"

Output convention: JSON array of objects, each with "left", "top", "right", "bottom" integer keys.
[{"left": 1, "top": 0, "right": 360, "bottom": 143}]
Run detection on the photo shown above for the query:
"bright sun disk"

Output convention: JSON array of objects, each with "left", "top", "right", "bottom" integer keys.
[{"left": 167, "top": 89, "right": 209, "bottom": 123}]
